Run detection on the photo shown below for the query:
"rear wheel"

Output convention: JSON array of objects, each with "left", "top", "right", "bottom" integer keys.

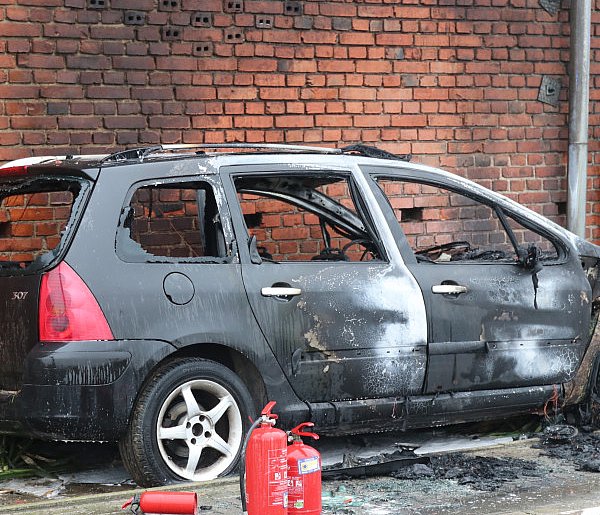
[{"left": 120, "top": 358, "right": 254, "bottom": 486}]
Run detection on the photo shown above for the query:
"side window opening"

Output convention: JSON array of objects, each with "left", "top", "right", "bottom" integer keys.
[
  {"left": 376, "top": 177, "right": 559, "bottom": 264},
  {"left": 234, "top": 175, "right": 383, "bottom": 263},
  {"left": 118, "top": 181, "right": 227, "bottom": 262},
  {"left": 0, "top": 178, "right": 83, "bottom": 272}
]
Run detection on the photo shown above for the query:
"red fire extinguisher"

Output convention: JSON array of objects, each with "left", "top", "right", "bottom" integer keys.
[
  {"left": 287, "top": 422, "right": 321, "bottom": 514},
  {"left": 121, "top": 491, "right": 198, "bottom": 514},
  {"left": 242, "top": 401, "right": 288, "bottom": 515}
]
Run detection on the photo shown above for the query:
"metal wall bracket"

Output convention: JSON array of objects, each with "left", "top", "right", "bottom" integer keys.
[
  {"left": 540, "top": 0, "right": 560, "bottom": 16},
  {"left": 538, "top": 76, "right": 561, "bottom": 106}
]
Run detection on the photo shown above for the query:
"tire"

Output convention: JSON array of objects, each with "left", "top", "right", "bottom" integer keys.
[{"left": 120, "top": 358, "right": 254, "bottom": 487}]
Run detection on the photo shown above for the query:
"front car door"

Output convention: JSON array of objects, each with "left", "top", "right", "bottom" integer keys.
[
  {"left": 367, "top": 165, "right": 591, "bottom": 394},
  {"left": 221, "top": 164, "right": 428, "bottom": 404}
]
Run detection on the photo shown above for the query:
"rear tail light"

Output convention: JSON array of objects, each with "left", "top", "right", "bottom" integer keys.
[
  {"left": 0, "top": 165, "right": 28, "bottom": 177},
  {"left": 39, "top": 262, "right": 114, "bottom": 342}
]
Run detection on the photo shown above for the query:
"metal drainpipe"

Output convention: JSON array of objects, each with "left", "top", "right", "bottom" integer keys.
[{"left": 567, "top": 0, "right": 592, "bottom": 238}]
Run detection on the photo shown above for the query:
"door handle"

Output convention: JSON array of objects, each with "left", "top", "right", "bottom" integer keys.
[
  {"left": 432, "top": 284, "right": 467, "bottom": 295},
  {"left": 261, "top": 287, "right": 302, "bottom": 297}
]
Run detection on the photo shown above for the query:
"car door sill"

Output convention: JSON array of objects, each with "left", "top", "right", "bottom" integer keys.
[{"left": 308, "top": 385, "right": 555, "bottom": 434}]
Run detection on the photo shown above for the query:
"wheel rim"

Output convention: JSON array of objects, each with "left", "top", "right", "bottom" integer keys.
[{"left": 156, "top": 379, "right": 243, "bottom": 481}]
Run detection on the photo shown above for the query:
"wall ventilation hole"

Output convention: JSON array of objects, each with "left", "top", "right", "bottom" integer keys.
[
  {"left": 159, "top": 0, "right": 180, "bottom": 10},
  {"left": 256, "top": 16, "right": 273, "bottom": 29},
  {"left": 284, "top": 1, "right": 302, "bottom": 15},
  {"left": 400, "top": 207, "right": 423, "bottom": 223},
  {"left": 225, "top": 30, "right": 243, "bottom": 43},
  {"left": 88, "top": 0, "right": 106, "bottom": 8},
  {"left": 193, "top": 42, "right": 213, "bottom": 56},
  {"left": 225, "top": 1, "right": 243, "bottom": 13},
  {"left": 162, "top": 27, "right": 182, "bottom": 40},
  {"left": 124, "top": 11, "right": 146, "bottom": 25},
  {"left": 193, "top": 12, "right": 212, "bottom": 27}
]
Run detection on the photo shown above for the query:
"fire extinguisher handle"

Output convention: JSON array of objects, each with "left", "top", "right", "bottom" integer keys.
[
  {"left": 290, "top": 422, "right": 320, "bottom": 440},
  {"left": 260, "top": 400, "right": 278, "bottom": 419}
]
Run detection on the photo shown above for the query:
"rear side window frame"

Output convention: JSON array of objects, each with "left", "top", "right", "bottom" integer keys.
[
  {"left": 0, "top": 175, "right": 91, "bottom": 277},
  {"left": 115, "top": 176, "right": 234, "bottom": 265}
]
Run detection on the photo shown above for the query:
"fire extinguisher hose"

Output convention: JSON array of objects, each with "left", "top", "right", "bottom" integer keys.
[{"left": 239, "top": 417, "right": 263, "bottom": 515}]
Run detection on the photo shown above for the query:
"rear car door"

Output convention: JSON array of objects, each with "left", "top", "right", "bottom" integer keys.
[
  {"left": 222, "top": 165, "right": 428, "bottom": 403},
  {"left": 369, "top": 167, "right": 591, "bottom": 393}
]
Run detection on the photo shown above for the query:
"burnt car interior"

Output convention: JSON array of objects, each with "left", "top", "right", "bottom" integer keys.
[{"left": 234, "top": 175, "right": 383, "bottom": 263}]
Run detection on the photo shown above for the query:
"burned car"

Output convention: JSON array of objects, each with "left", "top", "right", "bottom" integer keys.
[{"left": 0, "top": 144, "right": 598, "bottom": 486}]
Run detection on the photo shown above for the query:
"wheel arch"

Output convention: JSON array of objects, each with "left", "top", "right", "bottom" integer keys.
[{"left": 134, "top": 342, "right": 267, "bottom": 420}]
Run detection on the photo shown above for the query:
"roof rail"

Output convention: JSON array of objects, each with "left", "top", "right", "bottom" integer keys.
[
  {"left": 102, "top": 143, "right": 342, "bottom": 163},
  {"left": 100, "top": 142, "right": 410, "bottom": 164},
  {"left": 162, "top": 143, "right": 343, "bottom": 154},
  {"left": 101, "top": 146, "right": 163, "bottom": 163},
  {"left": 341, "top": 144, "right": 411, "bottom": 162}
]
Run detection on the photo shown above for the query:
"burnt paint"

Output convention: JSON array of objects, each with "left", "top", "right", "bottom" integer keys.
[
  {"left": 220, "top": 165, "right": 428, "bottom": 404},
  {"left": 364, "top": 165, "right": 592, "bottom": 394}
]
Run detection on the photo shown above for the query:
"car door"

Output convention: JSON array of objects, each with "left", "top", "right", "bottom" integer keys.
[
  {"left": 221, "top": 164, "right": 428, "bottom": 403},
  {"left": 368, "top": 168, "right": 591, "bottom": 393}
]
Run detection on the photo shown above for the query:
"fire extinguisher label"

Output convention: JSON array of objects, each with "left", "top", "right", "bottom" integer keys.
[
  {"left": 268, "top": 448, "right": 288, "bottom": 507},
  {"left": 297, "top": 456, "right": 320, "bottom": 475},
  {"left": 289, "top": 477, "right": 304, "bottom": 508}
]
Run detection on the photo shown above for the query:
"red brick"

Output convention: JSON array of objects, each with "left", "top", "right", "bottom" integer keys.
[
  {"left": 0, "top": 22, "right": 42, "bottom": 37},
  {"left": 274, "top": 116, "right": 314, "bottom": 128},
  {"left": 339, "top": 33, "right": 374, "bottom": 45}
]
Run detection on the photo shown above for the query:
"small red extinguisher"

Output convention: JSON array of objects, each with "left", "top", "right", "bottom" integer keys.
[
  {"left": 121, "top": 491, "right": 197, "bottom": 514},
  {"left": 287, "top": 422, "right": 321, "bottom": 514},
  {"left": 243, "top": 401, "right": 288, "bottom": 515}
]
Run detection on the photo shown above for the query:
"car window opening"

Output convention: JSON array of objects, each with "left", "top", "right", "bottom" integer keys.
[
  {"left": 0, "top": 178, "right": 83, "bottom": 274},
  {"left": 235, "top": 175, "right": 383, "bottom": 263},
  {"left": 117, "top": 181, "right": 228, "bottom": 264},
  {"left": 376, "top": 177, "right": 559, "bottom": 264}
]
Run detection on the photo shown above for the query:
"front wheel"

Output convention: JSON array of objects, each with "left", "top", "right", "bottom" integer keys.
[{"left": 120, "top": 358, "right": 254, "bottom": 487}]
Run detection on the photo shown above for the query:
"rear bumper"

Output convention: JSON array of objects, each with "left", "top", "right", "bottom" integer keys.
[{"left": 3, "top": 339, "right": 174, "bottom": 441}]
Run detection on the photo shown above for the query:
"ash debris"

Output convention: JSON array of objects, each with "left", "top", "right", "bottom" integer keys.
[
  {"left": 325, "top": 449, "right": 543, "bottom": 492},
  {"left": 390, "top": 454, "right": 542, "bottom": 491},
  {"left": 538, "top": 426, "right": 600, "bottom": 472}
]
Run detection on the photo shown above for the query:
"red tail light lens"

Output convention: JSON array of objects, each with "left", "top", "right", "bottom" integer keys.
[
  {"left": 0, "top": 165, "right": 28, "bottom": 177},
  {"left": 39, "top": 262, "right": 114, "bottom": 342}
]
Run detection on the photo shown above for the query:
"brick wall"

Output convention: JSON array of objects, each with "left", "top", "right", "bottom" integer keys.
[{"left": 0, "top": 0, "right": 599, "bottom": 240}]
